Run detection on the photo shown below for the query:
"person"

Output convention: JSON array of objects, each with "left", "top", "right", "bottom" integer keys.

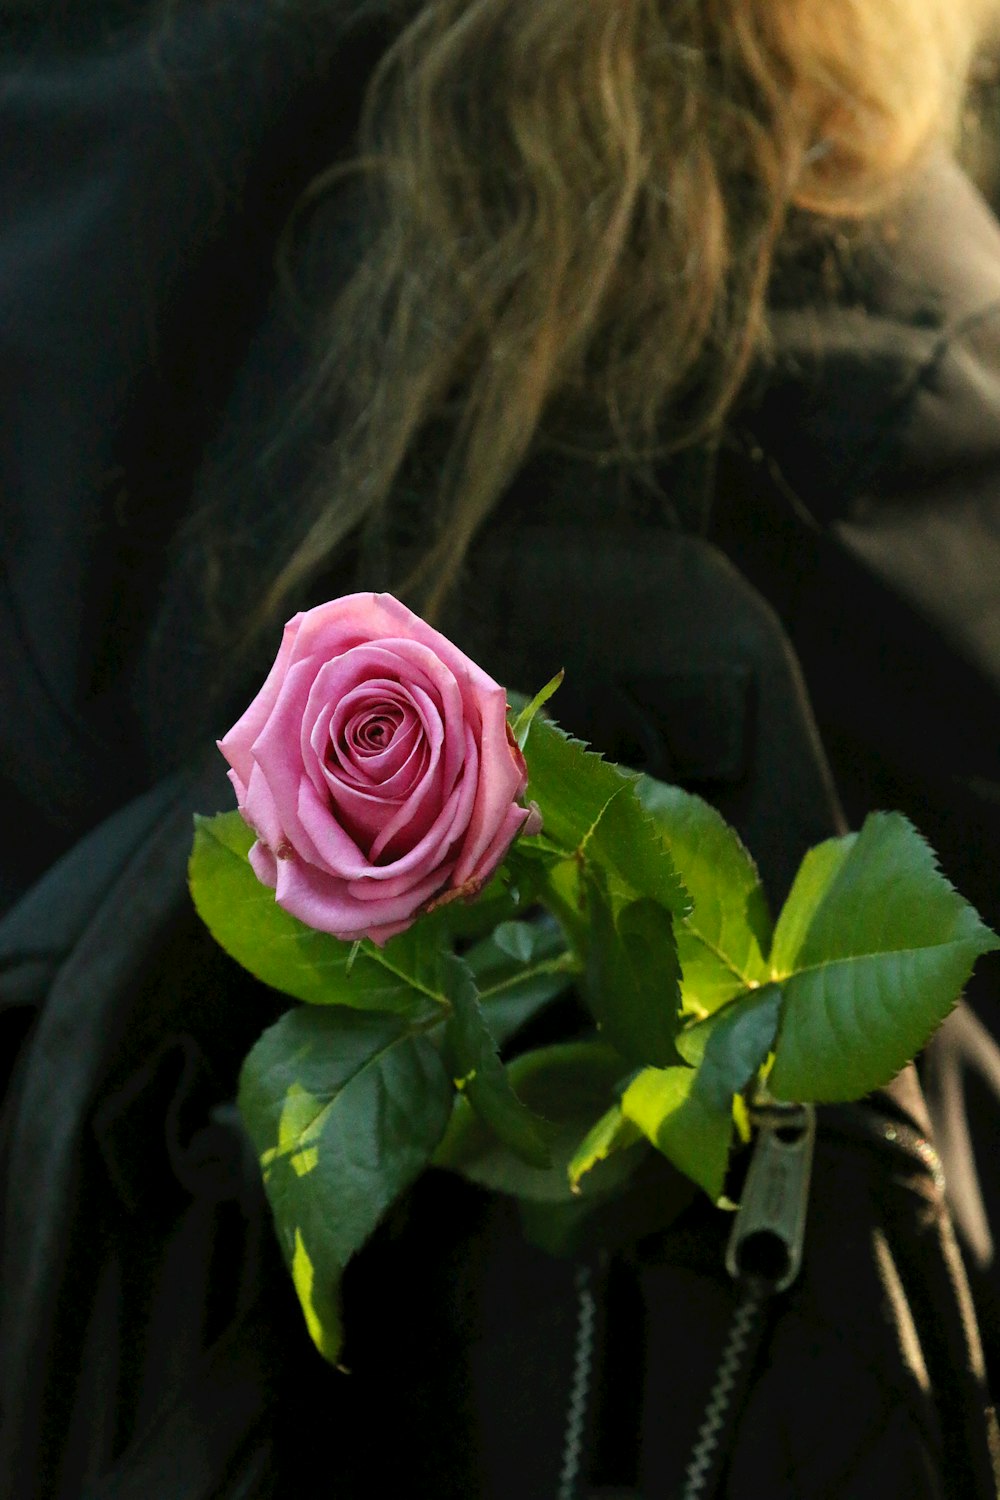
[{"left": 2, "top": 0, "right": 1000, "bottom": 1494}]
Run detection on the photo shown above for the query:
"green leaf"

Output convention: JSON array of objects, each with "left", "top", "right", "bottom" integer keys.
[
  {"left": 493, "top": 920, "right": 535, "bottom": 964},
  {"left": 677, "top": 985, "right": 783, "bottom": 1110},
  {"left": 621, "top": 1065, "right": 733, "bottom": 1200},
  {"left": 510, "top": 670, "right": 565, "bottom": 748},
  {"left": 768, "top": 812, "right": 1000, "bottom": 1101},
  {"left": 189, "top": 812, "right": 439, "bottom": 1016},
  {"left": 636, "top": 780, "right": 771, "bottom": 1015},
  {"left": 558, "top": 768, "right": 691, "bottom": 1077},
  {"left": 441, "top": 956, "right": 551, "bottom": 1168},
  {"left": 506, "top": 844, "right": 589, "bottom": 953},
  {"left": 517, "top": 722, "right": 688, "bottom": 957},
  {"left": 238, "top": 1007, "right": 453, "bottom": 1361},
  {"left": 356, "top": 921, "right": 453, "bottom": 1006},
  {"left": 506, "top": 834, "right": 576, "bottom": 867},
  {"left": 768, "top": 835, "right": 856, "bottom": 977},
  {"left": 567, "top": 1104, "right": 643, "bottom": 1191},
  {"left": 584, "top": 872, "right": 682, "bottom": 1068},
  {"left": 521, "top": 714, "right": 633, "bottom": 855},
  {"left": 434, "top": 1041, "right": 639, "bottom": 1202},
  {"left": 463, "top": 919, "right": 578, "bottom": 1047},
  {"left": 585, "top": 783, "right": 689, "bottom": 918}
]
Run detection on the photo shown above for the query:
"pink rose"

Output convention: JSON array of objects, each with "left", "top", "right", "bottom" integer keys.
[{"left": 218, "top": 592, "right": 540, "bottom": 945}]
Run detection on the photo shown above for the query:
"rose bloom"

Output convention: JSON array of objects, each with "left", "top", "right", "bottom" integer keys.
[{"left": 218, "top": 593, "right": 540, "bottom": 945}]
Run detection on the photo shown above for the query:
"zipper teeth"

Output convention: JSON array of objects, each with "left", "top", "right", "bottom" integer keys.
[
  {"left": 556, "top": 1263, "right": 597, "bottom": 1500},
  {"left": 680, "top": 1277, "right": 768, "bottom": 1500}
]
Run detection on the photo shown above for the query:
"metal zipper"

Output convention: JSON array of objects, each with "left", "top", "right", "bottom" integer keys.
[
  {"left": 679, "top": 1275, "right": 770, "bottom": 1500},
  {"left": 725, "top": 1101, "right": 816, "bottom": 1292},
  {"left": 557, "top": 1261, "right": 598, "bottom": 1500},
  {"left": 680, "top": 1101, "right": 816, "bottom": 1500},
  {"left": 554, "top": 1105, "right": 816, "bottom": 1500}
]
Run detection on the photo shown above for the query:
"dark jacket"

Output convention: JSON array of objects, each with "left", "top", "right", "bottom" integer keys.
[{"left": 2, "top": 4, "right": 1000, "bottom": 1496}]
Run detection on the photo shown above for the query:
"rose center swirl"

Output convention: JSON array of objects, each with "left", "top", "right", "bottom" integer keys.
[
  {"left": 346, "top": 702, "right": 405, "bottom": 756},
  {"left": 324, "top": 682, "right": 431, "bottom": 803}
]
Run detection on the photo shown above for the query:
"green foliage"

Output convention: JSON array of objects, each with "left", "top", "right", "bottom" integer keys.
[
  {"left": 200, "top": 697, "right": 1000, "bottom": 1369},
  {"left": 520, "top": 713, "right": 632, "bottom": 856},
  {"left": 462, "top": 918, "right": 578, "bottom": 1046},
  {"left": 511, "top": 670, "right": 565, "bottom": 748},
  {"left": 584, "top": 873, "right": 682, "bottom": 1068},
  {"left": 441, "top": 955, "right": 551, "bottom": 1167},
  {"left": 768, "top": 835, "right": 855, "bottom": 977},
  {"left": 518, "top": 725, "right": 689, "bottom": 1072},
  {"left": 635, "top": 780, "right": 771, "bottom": 1015},
  {"left": 189, "top": 813, "right": 440, "bottom": 1017},
  {"left": 677, "top": 986, "right": 783, "bottom": 1110},
  {"left": 505, "top": 840, "right": 589, "bottom": 952},
  {"left": 567, "top": 1104, "right": 643, "bottom": 1191},
  {"left": 584, "top": 783, "right": 689, "bottom": 918},
  {"left": 434, "top": 1041, "right": 639, "bottom": 1203},
  {"left": 238, "top": 1006, "right": 453, "bottom": 1360},
  {"left": 621, "top": 1064, "right": 734, "bottom": 1200},
  {"left": 767, "top": 813, "right": 1000, "bottom": 1101}
]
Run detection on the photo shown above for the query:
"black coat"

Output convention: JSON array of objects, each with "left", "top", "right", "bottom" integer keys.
[{"left": 2, "top": 4, "right": 1000, "bottom": 1496}]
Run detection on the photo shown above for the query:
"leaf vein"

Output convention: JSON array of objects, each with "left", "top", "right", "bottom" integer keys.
[
  {"left": 683, "top": 918, "right": 757, "bottom": 988},
  {"left": 778, "top": 935, "right": 985, "bottom": 983},
  {"left": 265, "top": 1033, "right": 409, "bottom": 1165}
]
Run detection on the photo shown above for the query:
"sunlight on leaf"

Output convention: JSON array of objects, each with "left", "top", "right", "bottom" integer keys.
[
  {"left": 636, "top": 780, "right": 771, "bottom": 1014},
  {"left": 239, "top": 1007, "right": 452, "bottom": 1361},
  {"left": 435, "top": 1041, "right": 637, "bottom": 1202},
  {"left": 292, "top": 1230, "right": 334, "bottom": 1359},
  {"left": 567, "top": 1104, "right": 643, "bottom": 1191},
  {"left": 768, "top": 813, "right": 1000, "bottom": 1101},
  {"left": 622, "top": 1065, "right": 733, "bottom": 1200}
]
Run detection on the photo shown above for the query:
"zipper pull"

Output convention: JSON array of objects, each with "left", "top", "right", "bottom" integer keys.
[{"left": 725, "top": 1101, "right": 816, "bottom": 1293}]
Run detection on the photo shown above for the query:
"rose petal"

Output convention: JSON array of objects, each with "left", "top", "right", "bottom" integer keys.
[
  {"left": 345, "top": 700, "right": 405, "bottom": 752},
  {"left": 452, "top": 686, "right": 528, "bottom": 886},
  {"left": 370, "top": 719, "right": 478, "bottom": 866},
  {"left": 295, "top": 777, "right": 373, "bottom": 878},
  {"left": 318, "top": 691, "right": 445, "bottom": 854},
  {"left": 248, "top": 840, "right": 279, "bottom": 889},
  {"left": 280, "top": 595, "right": 510, "bottom": 738},
  {"left": 218, "top": 613, "right": 304, "bottom": 787},
  {"left": 345, "top": 715, "right": 425, "bottom": 789},
  {"left": 325, "top": 678, "right": 440, "bottom": 804},
  {"left": 226, "top": 766, "right": 248, "bottom": 812},
  {"left": 273, "top": 848, "right": 452, "bottom": 939},
  {"left": 296, "top": 726, "right": 475, "bottom": 886},
  {"left": 300, "top": 654, "right": 459, "bottom": 859},
  {"left": 457, "top": 801, "right": 533, "bottom": 895},
  {"left": 250, "top": 658, "right": 333, "bottom": 867},
  {"left": 280, "top": 594, "right": 397, "bottom": 673},
  {"left": 220, "top": 591, "right": 531, "bottom": 944},
  {"left": 298, "top": 644, "right": 452, "bottom": 796},
  {"left": 239, "top": 761, "right": 290, "bottom": 854},
  {"left": 324, "top": 711, "right": 426, "bottom": 797},
  {"left": 320, "top": 683, "right": 425, "bottom": 793},
  {"left": 339, "top": 703, "right": 416, "bottom": 780}
]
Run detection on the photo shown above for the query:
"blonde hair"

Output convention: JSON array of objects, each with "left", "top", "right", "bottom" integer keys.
[{"left": 256, "top": 0, "right": 990, "bottom": 625}]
